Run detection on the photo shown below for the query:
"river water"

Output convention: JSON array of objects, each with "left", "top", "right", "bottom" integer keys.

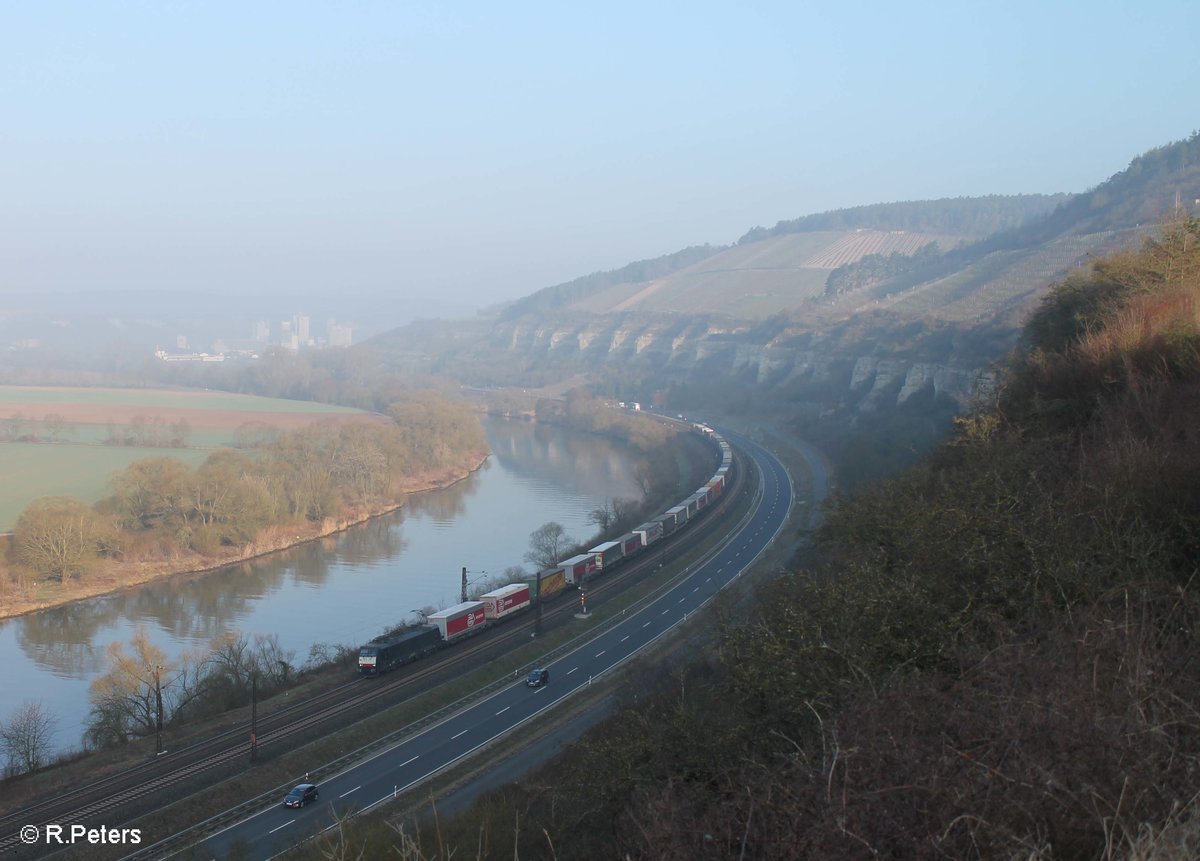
[{"left": 0, "top": 417, "right": 640, "bottom": 756}]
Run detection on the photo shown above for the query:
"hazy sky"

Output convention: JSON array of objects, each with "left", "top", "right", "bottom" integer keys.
[{"left": 2, "top": 2, "right": 1195, "bottom": 309}]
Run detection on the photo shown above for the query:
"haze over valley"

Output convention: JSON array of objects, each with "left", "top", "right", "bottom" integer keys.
[{"left": 2, "top": 3, "right": 1199, "bottom": 859}]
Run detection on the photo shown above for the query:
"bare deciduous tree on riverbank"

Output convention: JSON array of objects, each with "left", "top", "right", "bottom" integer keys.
[{"left": 0, "top": 700, "right": 56, "bottom": 775}]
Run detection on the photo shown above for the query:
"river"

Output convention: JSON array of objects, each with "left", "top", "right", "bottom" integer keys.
[{"left": 0, "top": 417, "right": 641, "bottom": 757}]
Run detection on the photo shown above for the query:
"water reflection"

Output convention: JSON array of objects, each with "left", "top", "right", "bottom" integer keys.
[{"left": 2, "top": 417, "right": 640, "bottom": 753}]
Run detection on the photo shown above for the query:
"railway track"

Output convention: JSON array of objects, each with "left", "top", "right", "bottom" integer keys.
[{"left": 1, "top": 451, "right": 747, "bottom": 860}]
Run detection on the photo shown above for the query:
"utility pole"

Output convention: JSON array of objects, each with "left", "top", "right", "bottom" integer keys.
[
  {"left": 460, "top": 567, "right": 486, "bottom": 603},
  {"left": 154, "top": 665, "right": 164, "bottom": 756},
  {"left": 250, "top": 671, "right": 258, "bottom": 765}
]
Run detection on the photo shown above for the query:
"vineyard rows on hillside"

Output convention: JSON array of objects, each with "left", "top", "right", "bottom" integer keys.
[{"left": 803, "top": 230, "right": 966, "bottom": 269}]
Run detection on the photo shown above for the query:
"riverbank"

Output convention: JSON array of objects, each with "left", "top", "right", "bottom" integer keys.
[{"left": 0, "top": 449, "right": 490, "bottom": 623}]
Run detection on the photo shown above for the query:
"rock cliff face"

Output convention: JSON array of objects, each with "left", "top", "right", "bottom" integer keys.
[{"left": 490, "top": 313, "right": 999, "bottom": 411}]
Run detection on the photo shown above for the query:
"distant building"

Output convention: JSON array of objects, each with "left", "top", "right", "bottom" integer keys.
[
  {"left": 328, "top": 321, "right": 353, "bottom": 348},
  {"left": 176, "top": 334, "right": 189, "bottom": 349},
  {"left": 254, "top": 321, "right": 270, "bottom": 342},
  {"left": 154, "top": 348, "right": 225, "bottom": 363},
  {"left": 295, "top": 313, "right": 311, "bottom": 345}
]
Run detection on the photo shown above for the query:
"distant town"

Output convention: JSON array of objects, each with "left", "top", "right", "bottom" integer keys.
[{"left": 154, "top": 312, "right": 353, "bottom": 362}]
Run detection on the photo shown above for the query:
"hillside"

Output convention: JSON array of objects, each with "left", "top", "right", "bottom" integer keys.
[
  {"left": 368, "top": 134, "right": 1200, "bottom": 434},
  {"left": 332, "top": 209, "right": 1200, "bottom": 861},
  {"left": 569, "top": 229, "right": 969, "bottom": 319}
]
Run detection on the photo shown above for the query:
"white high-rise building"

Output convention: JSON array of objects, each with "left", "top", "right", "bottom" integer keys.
[{"left": 328, "top": 321, "right": 353, "bottom": 348}]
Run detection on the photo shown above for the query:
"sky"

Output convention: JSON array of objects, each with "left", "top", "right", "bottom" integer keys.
[{"left": 2, "top": 1, "right": 1196, "bottom": 311}]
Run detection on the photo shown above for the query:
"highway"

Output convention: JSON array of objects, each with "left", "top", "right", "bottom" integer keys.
[{"left": 199, "top": 431, "right": 794, "bottom": 859}]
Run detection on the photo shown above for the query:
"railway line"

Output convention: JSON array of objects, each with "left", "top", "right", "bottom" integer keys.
[{"left": 1, "top": 442, "right": 751, "bottom": 860}]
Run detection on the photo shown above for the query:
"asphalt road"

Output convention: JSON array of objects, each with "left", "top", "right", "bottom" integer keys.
[{"left": 201, "top": 431, "right": 794, "bottom": 860}]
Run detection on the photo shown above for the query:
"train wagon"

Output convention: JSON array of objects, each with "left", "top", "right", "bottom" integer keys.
[
  {"left": 619, "top": 532, "right": 643, "bottom": 557},
  {"left": 561, "top": 553, "right": 597, "bottom": 585},
  {"left": 479, "top": 583, "right": 532, "bottom": 620},
  {"left": 589, "top": 540, "right": 625, "bottom": 570},
  {"left": 358, "top": 625, "right": 442, "bottom": 675},
  {"left": 527, "top": 567, "right": 568, "bottom": 599},
  {"left": 634, "top": 521, "right": 664, "bottom": 547},
  {"left": 653, "top": 512, "right": 678, "bottom": 537},
  {"left": 427, "top": 601, "right": 486, "bottom": 642},
  {"left": 665, "top": 504, "right": 689, "bottom": 528}
]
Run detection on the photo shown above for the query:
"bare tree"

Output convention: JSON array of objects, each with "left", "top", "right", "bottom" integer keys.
[
  {"left": 525, "top": 522, "right": 573, "bottom": 569},
  {"left": 589, "top": 502, "right": 616, "bottom": 534},
  {"left": 86, "top": 627, "right": 173, "bottom": 746},
  {"left": 14, "top": 496, "right": 115, "bottom": 580},
  {"left": 0, "top": 700, "right": 57, "bottom": 775},
  {"left": 252, "top": 633, "right": 295, "bottom": 687},
  {"left": 3, "top": 411, "right": 29, "bottom": 441},
  {"left": 41, "top": 413, "right": 74, "bottom": 442},
  {"left": 589, "top": 498, "right": 640, "bottom": 537}
]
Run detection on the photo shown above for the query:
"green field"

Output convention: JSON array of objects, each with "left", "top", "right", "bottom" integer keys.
[
  {"left": 0, "top": 386, "right": 374, "bottom": 531},
  {"left": 0, "top": 444, "right": 211, "bottom": 531},
  {"left": 0, "top": 386, "right": 361, "bottom": 415}
]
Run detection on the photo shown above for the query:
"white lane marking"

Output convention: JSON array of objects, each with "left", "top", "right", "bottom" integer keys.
[
  {"left": 399, "top": 755, "right": 419, "bottom": 767},
  {"left": 496, "top": 706, "right": 510, "bottom": 715},
  {"left": 452, "top": 729, "right": 468, "bottom": 739},
  {"left": 661, "top": 608, "right": 670, "bottom": 615},
  {"left": 643, "top": 621, "right": 651, "bottom": 628},
  {"left": 595, "top": 650, "right": 606, "bottom": 658},
  {"left": 620, "top": 635, "right": 630, "bottom": 643},
  {"left": 270, "top": 819, "right": 296, "bottom": 834},
  {"left": 567, "top": 666, "right": 578, "bottom": 674},
  {"left": 340, "top": 786, "right": 360, "bottom": 799},
  {"left": 692, "top": 586, "right": 699, "bottom": 592},
  {"left": 678, "top": 597, "right": 686, "bottom": 603}
]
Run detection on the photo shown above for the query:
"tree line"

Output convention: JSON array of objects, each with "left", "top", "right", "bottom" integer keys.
[
  {"left": 7, "top": 392, "right": 486, "bottom": 583},
  {"left": 0, "top": 411, "right": 192, "bottom": 447}
]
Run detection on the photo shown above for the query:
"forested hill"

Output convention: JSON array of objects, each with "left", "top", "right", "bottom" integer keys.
[
  {"left": 986, "top": 130, "right": 1200, "bottom": 248},
  {"left": 736, "top": 193, "right": 1069, "bottom": 245}
]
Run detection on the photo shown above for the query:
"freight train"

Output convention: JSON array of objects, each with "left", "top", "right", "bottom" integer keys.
[{"left": 357, "top": 425, "right": 733, "bottom": 676}]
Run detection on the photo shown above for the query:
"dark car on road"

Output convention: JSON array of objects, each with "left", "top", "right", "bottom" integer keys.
[
  {"left": 526, "top": 668, "right": 549, "bottom": 687},
  {"left": 283, "top": 783, "right": 319, "bottom": 808}
]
